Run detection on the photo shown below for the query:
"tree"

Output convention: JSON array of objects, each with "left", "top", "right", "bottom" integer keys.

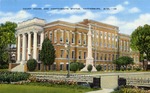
[
  {"left": 70, "top": 62, "right": 78, "bottom": 73},
  {"left": 113, "top": 56, "right": 133, "bottom": 70},
  {"left": 0, "top": 22, "right": 17, "bottom": 67},
  {"left": 130, "top": 24, "right": 150, "bottom": 70},
  {"left": 40, "top": 37, "right": 56, "bottom": 70}
]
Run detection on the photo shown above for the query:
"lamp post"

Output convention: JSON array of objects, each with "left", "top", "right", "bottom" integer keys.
[{"left": 65, "top": 42, "right": 70, "bottom": 78}]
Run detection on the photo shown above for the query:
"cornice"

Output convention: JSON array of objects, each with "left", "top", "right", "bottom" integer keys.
[{"left": 16, "top": 25, "right": 44, "bottom": 35}]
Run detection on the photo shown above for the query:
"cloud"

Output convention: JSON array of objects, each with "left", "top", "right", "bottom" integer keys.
[
  {"left": 50, "top": 11, "right": 101, "bottom": 23},
  {"left": 124, "top": 1, "right": 129, "bottom": 5},
  {"left": 31, "top": 4, "right": 37, "bottom": 8},
  {"left": 48, "top": 4, "right": 86, "bottom": 15},
  {"left": 129, "top": 7, "right": 140, "bottom": 13},
  {"left": 0, "top": 10, "right": 32, "bottom": 23},
  {"left": 102, "top": 16, "right": 125, "bottom": 26},
  {"left": 44, "top": 4, "right": 51, "bottom": 7},
  {"left": 102, "top": 13, "right": 150, "bottom": 35}
]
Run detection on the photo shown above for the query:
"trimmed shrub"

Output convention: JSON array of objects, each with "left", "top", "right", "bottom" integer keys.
[
  {"left": 70, "top": 62, "right": 78, "bottom": 72},
  {"left": 135, "top": 67, "right": 141, "bottom": 71},
  {"left": 96, "top": 65, "right": 102, "bottom": 71},
  {"left": 27, "top": 59, "right": 37, "bottom": 71},
  {"left": 127, "top": 66, "right": 132, "bottom": 71},
  {"left": 87, "top": 64, "right": 93, "bottom": 72},
  {"left": 77, "top": 62, "right": 85, "bottom": 71}
]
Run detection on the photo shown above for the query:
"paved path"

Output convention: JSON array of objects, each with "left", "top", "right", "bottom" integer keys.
[{"left": 86, "top": 89, "right": 114, "bottom": 93}]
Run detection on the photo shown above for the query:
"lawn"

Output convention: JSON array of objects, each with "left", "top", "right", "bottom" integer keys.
[{"left": 0, "top": 84, "right": 92, "bottom": 93}]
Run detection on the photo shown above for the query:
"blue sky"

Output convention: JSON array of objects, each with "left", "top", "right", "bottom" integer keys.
[{"left": 0, "top": 0, "right": 150, "bottom": 35}]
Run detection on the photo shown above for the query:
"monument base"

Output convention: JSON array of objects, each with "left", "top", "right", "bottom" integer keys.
[
  {"left": 80, "top": 65, "right": 97, "bottom": 72},
  {"left": 81, "top": 57, "right": 97, "bottom": 72}
]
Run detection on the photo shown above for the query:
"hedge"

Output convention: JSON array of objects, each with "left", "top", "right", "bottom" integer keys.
[{"left": 0, "top": 71, "right": 30, "bottom": 83}]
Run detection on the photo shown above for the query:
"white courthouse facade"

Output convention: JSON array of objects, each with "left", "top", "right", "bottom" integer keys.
[{"left": 10, "top": 18, "right": 140, "bottom": 72}]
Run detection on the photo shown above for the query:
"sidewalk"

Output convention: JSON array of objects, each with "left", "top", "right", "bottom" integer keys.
[{"left": 86, "top": 89, "right": 114, "bottom": 93}]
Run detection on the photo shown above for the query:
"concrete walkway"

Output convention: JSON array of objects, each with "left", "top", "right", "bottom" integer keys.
[{"left": 86, "top": 89, "right": 114, "bottom": 93}]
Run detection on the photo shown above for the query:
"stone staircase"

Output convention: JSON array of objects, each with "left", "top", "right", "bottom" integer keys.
[{"left": 10, "top": 62, "right": 27, "bottom": 72}]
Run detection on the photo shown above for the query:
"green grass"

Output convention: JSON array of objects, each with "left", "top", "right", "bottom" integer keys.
[
  {"left": 0, "top": 69, "right": 8, "bottom": 71},
  {"left": 0, "top": 84, "right": 93, "bottom": 93}
]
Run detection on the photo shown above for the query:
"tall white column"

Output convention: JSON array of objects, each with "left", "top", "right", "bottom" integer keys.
[
  {"left": 28, "top": 32, "right": 31, "bottom": 60},
  {"left": 81, "top": 24, "right": 97, "bottom": 71},
  {"left": 87, "top": 24, "right": 93, "bottom": 59},
  {"left": 22, "top": 34, "right": 26, "bottom": 61},
  {"left": 33, "top": 32, "right": 37, "bottom": 59},
  {"left": 17, "top": 34, "right": 21, "bottom": 62},
  {"left": 40, "top": 32, "right": 44, "bottom": 49}
]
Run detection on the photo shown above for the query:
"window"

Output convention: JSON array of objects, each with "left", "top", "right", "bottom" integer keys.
[
  {"left": 54, "top": 30, "right": 57, "bottom": 43},
  {"left": 72, "top": 51, "right": 75, "bottom": 59},
  {"left": 112, "top": 54, "right": 114, "bottom": 61},
  {"left": 100, "top": 54, "right": 103, "bottom": 60},
  {"left": 124, "top": 41, "right": 126, "bottom": 51},
  {"left": 100, "top": 43, "right": 102, "bottom": 47},
  {"left": 45, "top": 32, "right": 48, "bottom": 37},
  {"left": 78, "top": 33, "right": 81, "bottom": 44},
  {"left": 66, "top": 31, "right": 69, "bottom": 43},
  {"left": 60, "top": 63, "right": 63, "bottom": 70},
  {"left": 112, "top": 65, "right": 114, "bottom": 70},
  {"left": 108, "top": 65, "right": 110, "bottom": 70},
  {"left": 38, "top": 50, "right": 40, "bottom": 60},
  {"left": 97, "top": 53, "right": 99, "bottom": 60},
  {"left": 84, "top": 52, "right": 86, "bottom": 59},
  {"left": 84, "top": 34, "right": 86, "bottom": 45},
  {"left": 104, "top": 65, "right": 106, "bottom": 70},
  {"left": 60, "top": 50, "right": 64, "bottom": 58},
  {"left": 49, "top": 32, "right": 52, "bottom": 41},
  {"left": 108, "top": 33, "right": 110, "bottom": 40},
  {"left": 52, "top": 63, "right": 56, "bottom": 70},
  {"left": 100, "top": 31, "right": 103, "bottom": 38},
  {"left": 104, "top": 43, "right": 106, "bottom": 47},
  {"left": 66, "top": 54, "right": 68, "bottom": 58},
  {"left": 104, "top": 32, "right": 107, "bottom": 39},
  {"left": 60, "top": 30, "right": 63, "bottom": 43},
  {"left": 108, "top": 54, "right": 111, "bottom": 61},
  {"left": 72, "top": 33, "right": 75, "bottom": 43},
  {"left": 37, "top": 34, "right": 40, "bottom": 45},
  {"left": 96, "top": 31, "right": 99, "bottom": 38},
  {"left": 79, "top": 51, "right": 82, "bottom": 59},
  {"left": 105, "top": 54, "right": 107, "bottom": 60}
]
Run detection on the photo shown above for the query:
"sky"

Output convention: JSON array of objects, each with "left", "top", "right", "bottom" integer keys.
[{"left": 0, "top": 0, "right": 150, "bottom": 35}]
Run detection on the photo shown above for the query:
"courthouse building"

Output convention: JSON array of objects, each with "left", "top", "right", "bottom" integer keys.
[{"left": 10, "top": 18, "right": 140, "bottom": 72}]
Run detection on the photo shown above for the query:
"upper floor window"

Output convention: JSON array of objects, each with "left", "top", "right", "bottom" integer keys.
[
  {"left": 54, "top": 30, "right": 57, "bottom": 43},
  {"left": 60, "top": 30, "right": 64, "bottom": 43},
  {"left": 66, "top": 31, "right": 69, "bottom": 43},
  {"left": 105, "top": 54, "right": 107, "bottom": 60},
  {"left": 104, "top": 32, "right": 107, "bottom": 39},
  {"left": 100, "top": 31, "right": 103, "bottom": 38},
  {"left": 72, "top": 32, "right": 75, "bottom": 43},
  {"left": 45, "top": 32, "right": 48, "bottom": 38},
  {"left": 78, "top": 33, "right": 81, "bottom": 44},
  {"left": 72, "top": 51, "right": 75, "bottom": 59},
  {"left": 83, "top": 34, "right": 86, "bottom": 45},
  {"left": 49, "top": 32, "right": 52, "bottom": 41}
]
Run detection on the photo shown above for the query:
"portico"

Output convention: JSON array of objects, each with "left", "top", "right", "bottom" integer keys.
[{"left": 11, "top": 18, "right": 46, "bottom": 72}]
